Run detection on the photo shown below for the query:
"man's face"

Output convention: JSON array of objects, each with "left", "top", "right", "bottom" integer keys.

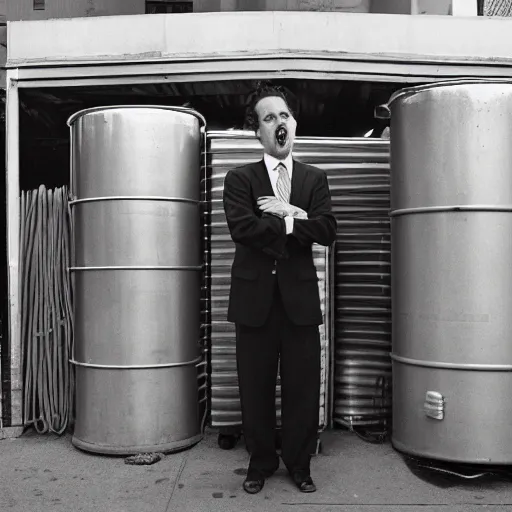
[{"left": 254, "top": 95, "right": 297, "bottom": 159}]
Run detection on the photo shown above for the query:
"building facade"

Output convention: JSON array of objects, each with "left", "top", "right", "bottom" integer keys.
[{"left": 3, "top": 0, "right": 487, "bottom": 20}]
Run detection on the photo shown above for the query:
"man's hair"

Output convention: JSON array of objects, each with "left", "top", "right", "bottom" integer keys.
[{"left": 244, "top": 81, "right": 294, "bottom": 132}]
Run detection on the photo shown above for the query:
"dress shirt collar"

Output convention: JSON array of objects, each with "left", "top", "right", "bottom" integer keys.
[{"left": 263, "top": 153, "right": 293, "bottom": 174}]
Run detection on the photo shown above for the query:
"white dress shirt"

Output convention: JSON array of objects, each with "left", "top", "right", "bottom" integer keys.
[{"left": 263, "top": 153, "right": 295, "bottom": 234}]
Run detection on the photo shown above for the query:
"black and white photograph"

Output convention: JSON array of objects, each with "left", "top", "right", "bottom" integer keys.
[{"left": 1, "top": 1, "right": 512, "bottom": 511}]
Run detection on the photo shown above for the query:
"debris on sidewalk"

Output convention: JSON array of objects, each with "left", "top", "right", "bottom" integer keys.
[{"left": 124, "top": 453, "right": 163, "bottom": 466}]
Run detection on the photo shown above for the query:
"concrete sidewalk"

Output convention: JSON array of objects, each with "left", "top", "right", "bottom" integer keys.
[{"left": 1, "top": 428, "right": 512, "bottom": 512}]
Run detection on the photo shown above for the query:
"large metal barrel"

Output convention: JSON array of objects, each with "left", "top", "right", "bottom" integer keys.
[
  {"left": 67, "top": 106, "right": 205, "bottom": 455},
  {"left": 389, "top": 80, "right": 512, "bottom": 463}
]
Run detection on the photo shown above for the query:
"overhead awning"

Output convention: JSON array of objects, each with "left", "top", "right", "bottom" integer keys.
[{"left": 6, "top": 11, "right": 512, "bottom": 86}]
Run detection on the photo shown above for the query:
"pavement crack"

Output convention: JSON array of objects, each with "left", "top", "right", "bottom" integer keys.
[
  {"left": 165, "top": 452, "right": 189, "bottom": 512},
  {"left": 282, "top": 504, "right": 512, "bottom": 508}
]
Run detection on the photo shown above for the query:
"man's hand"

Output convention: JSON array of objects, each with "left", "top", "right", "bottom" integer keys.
[
  {"left": 257, "top": 196, "right": 289, "bottom": 218},
  {"left": 257, "top": 196, "right": 308, "bottom": 219}
]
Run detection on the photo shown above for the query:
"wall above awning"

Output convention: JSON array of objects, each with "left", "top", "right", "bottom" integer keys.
[{"left": 6, "top": 11, "right": 512, "bottom": 85}]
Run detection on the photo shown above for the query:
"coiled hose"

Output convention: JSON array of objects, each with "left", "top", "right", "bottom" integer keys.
[{"left": 20, "top": 185, "right": 74, "bottom": 435}]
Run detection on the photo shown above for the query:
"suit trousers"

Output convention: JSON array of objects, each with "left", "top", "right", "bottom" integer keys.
[{"left": 236, "top": 281, "right": 321, "bottom": 477}]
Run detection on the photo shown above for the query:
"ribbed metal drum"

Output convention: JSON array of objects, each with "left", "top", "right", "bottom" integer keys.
[
  {"left": 205, "top": 131, "right": 332, "bottom": 432},
  {"left": 297, "top": 139, "right": 392, "bottom": 430},
  {"left": 389, "top": 80, "right": 512, "bottom": 463},
  {"left": 68, "top": 106, "right": 205, "bottom": 455}
]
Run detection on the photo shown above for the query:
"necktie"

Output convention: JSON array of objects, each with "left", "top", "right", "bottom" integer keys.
[{"left": 275, "top": 163, "right": 291, "bottom": 203}]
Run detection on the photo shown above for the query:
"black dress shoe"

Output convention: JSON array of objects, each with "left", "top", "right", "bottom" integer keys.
[
  {"left": 291, "top": 473, "right": 317, "bottom": 493},
  {"left": 243, "top": 475, "right": 265, "bottom": 494}
]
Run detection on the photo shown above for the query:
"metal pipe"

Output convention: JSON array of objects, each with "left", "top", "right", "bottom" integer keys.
[{"left": 6, "top": 69, "right": 21, "bottom": 427}]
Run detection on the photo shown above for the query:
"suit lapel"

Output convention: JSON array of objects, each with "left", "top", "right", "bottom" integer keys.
[
  {"left": 290, "top": 159, "right": 306, "bottom": 207},
  {"left": 252, "top": 159, "right": 274, "bottom": 197}
]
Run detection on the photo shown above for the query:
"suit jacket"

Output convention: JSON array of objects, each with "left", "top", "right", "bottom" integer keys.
[{"left": 222, "top": 159, "right": 337, "bottom": 327}]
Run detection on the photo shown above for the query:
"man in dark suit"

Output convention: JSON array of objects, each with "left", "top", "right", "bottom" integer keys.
[{"left": 223, "top": 82, "right": 337, "bottom": 494}]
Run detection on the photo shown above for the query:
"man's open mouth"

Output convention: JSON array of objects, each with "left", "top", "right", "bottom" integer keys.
[{"left": 276, "top": 126, "right": 288, "bottom": 147}]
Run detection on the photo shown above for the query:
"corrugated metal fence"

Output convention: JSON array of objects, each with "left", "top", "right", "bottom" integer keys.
[
  {"left": 204, "top": 131, "right": 391, "bottom": 433},
  {"left": 204, "top": 131, "right": 332, "bottom": 432}
]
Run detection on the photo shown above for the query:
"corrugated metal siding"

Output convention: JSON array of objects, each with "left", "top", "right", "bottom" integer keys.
[
  {"left": 294, "top": 138, "right": 392, "bottom": 429},
  {"left": 205, "top": 131, "right": 332, "bottom": 431}
]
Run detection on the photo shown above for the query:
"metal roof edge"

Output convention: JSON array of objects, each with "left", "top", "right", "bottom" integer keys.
[
  {"left": 7, "top": 12, "right": 512, "bottom": 71},
  {"left": 7, "top": 49, "right": 512, "bottom": 71}
]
